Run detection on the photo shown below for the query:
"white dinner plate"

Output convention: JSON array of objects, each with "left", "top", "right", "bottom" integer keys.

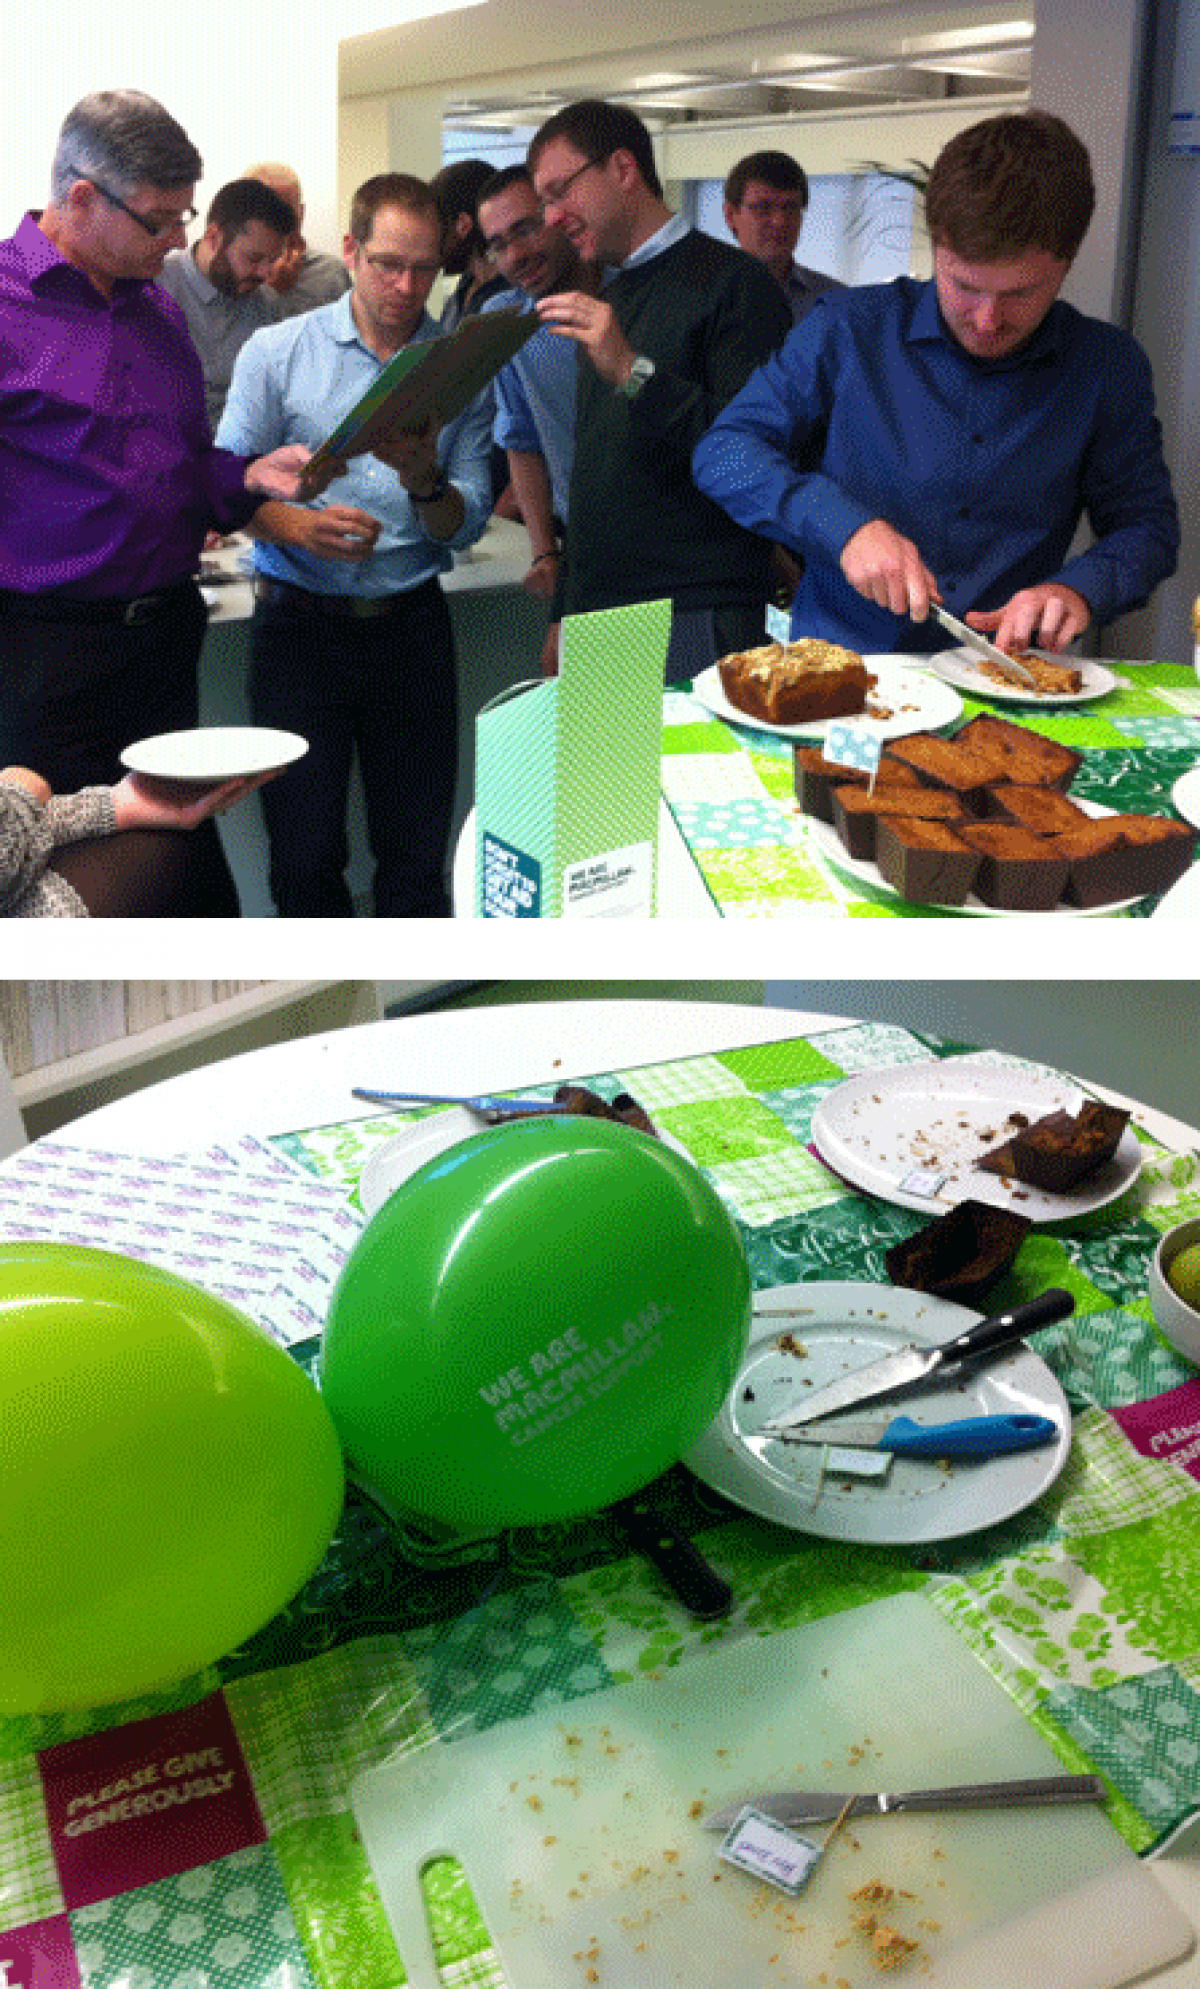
[
  {"left": 808, "top": 797, "right": 1144, "bottom": 916},
  {"left": 683, "top": 1281, "right": 1072, "bottom": 1543},
  {"left": 928, "top": 648, "right": 1118, "bottom": 706},
  {"left": 120, "top": 726, "right": 308, "bottom": 781},
  {"left": 690, "top": 655, "right": 962, "bottom": 740},
  {"left": 358, "top": 1107, "right": 688, "bottom": 1217},
  {"left": 1170, "top": 765, "right": 1200, "bottom": 832},
  {"left": 809, "top": 1056, "right": 1144, "bottom": 1219}
]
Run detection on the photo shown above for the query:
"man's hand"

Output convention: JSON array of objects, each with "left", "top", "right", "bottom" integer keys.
[
  {"left": 540, "top": 621, "right": 561, "bottom": 677},
  {"left": 267, "top": 236, "right": 305, "bottom": 296},
  {"left": 840, "top": 519, "right": 939, "bottom": 622},
  {"left": 523, "top": 552, "right": 560, "bottom": 601},
  {"left": 244, "top": 443, "right": 321, "bottom": 501},
  {"left": 371, "top": 413, "right": 440, "bottom": 493},
  {"left": 535, "top": 292, "right": 635, "bottom": 388},
  {"left": 291, "top": 505, "right": 382, "bottom": 562},
  {"left": 967, "top": 583, "right": 1090, "bottom": 654},
  {"left": 111, "top": 770, "right": 277, "bottom": 833}
]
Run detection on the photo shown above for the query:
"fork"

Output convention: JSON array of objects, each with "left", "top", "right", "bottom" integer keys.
[{"left": 351, "top": 1086, "right": 568, "bottom": 1121}]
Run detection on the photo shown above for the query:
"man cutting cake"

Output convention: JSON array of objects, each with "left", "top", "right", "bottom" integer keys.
[{"left": 693, "top": 111, "right": 1179, "bottom": 659}]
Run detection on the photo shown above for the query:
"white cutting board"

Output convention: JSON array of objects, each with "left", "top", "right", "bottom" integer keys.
[{"left": 352, "top": 1593, "right": 1194, "bottom": 1989}]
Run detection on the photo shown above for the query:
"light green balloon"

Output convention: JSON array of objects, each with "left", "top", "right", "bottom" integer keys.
[
  {"left": 321, "top": 1114, "right": 751, "bottom": 1533},
  {"left": 0, "top": 1242, "right": 345, "bottom": 1714},
  {"left": 1169, "top": 1242, "right": 1200, "bottom": 1312}
]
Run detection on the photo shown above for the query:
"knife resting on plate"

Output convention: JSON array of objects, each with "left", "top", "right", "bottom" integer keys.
[
  {"left": 931, "top": 603, "right": 1038, "bottom": 688},
  {"left": 701, "top": 1771, "right": 1107, "bottom": 1831},
  {"left": 761, "top": 1289, "right": 1074, "bottom": 1435}
]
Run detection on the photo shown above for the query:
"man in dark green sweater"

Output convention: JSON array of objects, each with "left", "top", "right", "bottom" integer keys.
[{"left": 528, "top": 100, "right": 792, "bottom": 681}]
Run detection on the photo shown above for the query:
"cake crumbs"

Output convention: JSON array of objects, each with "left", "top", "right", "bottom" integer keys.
[{"left": 777, "top": 1332, "right": 808, "bottom": 1356}]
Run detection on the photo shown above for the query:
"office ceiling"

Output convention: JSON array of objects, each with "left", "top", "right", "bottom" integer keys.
[{"left": 339, "top": 0, "right": 1034, "bottom": 129}]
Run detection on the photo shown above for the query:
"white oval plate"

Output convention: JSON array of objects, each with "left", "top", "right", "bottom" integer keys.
[
  {"left": 121, "top": 726, "right": 308, "bottom": 781},
  {"left": 808, "top": 797, "right": 1143, "bottom": 916},
  {"left": 358, "top": 1108, "right": 687, "bottom": 1218},
  {"left": 928, "top": 648, "right": 1117, "bottom": 706},
  {"left": 683, "top": 1281, "right": 1071, "bottom": 1543},
  {"left": 690, "top": 655, "right": 962, "bottom": 741},
  {"left": 1170, "top": 766, "right": 1200, "bottom": 832},
  {"left": 809, "top": 1056, "right": 1143, "bottom": 1220}
]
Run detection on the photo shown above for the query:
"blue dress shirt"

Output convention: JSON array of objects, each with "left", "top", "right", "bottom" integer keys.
[
  {"left": 217, "top": 293, "right": 492, "bottom": 597},
  {"left": 692, "top": 276, "right": 1179, "bottom": 652},
  {"left": 481, "top": 288, "right": 577, "bottom": 521}
]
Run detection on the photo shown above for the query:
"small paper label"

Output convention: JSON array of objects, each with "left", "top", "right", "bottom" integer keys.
[
  {"left": 898, "top": 1167, "right": 954, "bottom": 1198},
  {"left": 765, "top": 603, "right": 791, "bottom": 645},
  {"left": 719, "top": 1806, "right": 823, "bottom": 1895},
  {"left": 562, "top": 842, "right": 653, "bottom": 918},
  {"left": 481, "top": 833, "right": 541, "bottom": 917}
]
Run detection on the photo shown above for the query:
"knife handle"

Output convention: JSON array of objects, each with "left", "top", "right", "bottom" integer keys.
[
  {"left": 883, "top": 1413, "right": 1059, "bottom": 1458},
  {"left": 888, "top": 1773, "right": 1106, "bottom": 1815},
  {"left": 613, "top": 1499, "right": 733, "bottom": 1621},
  {"left": 941, "top": 1288, "right": 1074, "bottom": 1365}
]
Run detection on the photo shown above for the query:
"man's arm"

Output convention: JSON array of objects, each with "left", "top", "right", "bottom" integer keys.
[{"left": 506, "top": 449, "right": 560, "bottom": 597}]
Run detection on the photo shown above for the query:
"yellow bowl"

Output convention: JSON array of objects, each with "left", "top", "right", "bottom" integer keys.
[{"left": 1150, "top": 1217, "right": 1200, "bottom": 1366}]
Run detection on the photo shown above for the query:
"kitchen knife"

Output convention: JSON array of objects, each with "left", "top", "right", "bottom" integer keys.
[
  {"left": 931, "top": 602, "right": 1039, "bottom": 688},
  {"left": 700, "top": 1772, "right": 1107, "bottom": 1832},
  {"left": 771, "top": 1411, "right": 1060, "bottom": 1457},
  {"left": 760, "top": 1289, "right": 1074, "bottom": 1434},
  {"left": 351, "top": 1087, "right": 566, "bottom": 1116}
]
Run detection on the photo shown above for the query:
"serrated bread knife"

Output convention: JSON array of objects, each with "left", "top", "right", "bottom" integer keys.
[
  {"left": 701, "top": 1772, "right": 1107, "bottom": 1832},
  {"left": 931, "top": 602, "right": 1039, "bottom": 687},
  {"left": 760, "top": 1289, "right": 1074, "bottom": 1436}
]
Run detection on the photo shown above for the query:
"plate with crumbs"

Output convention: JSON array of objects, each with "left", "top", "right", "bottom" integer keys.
[
  {"left": 690, "top": 655, "right": 962, "bottom": 740},
  {"left": 808, "top": 1056, "right": 1143, "bottom": 1219},
  {"left": 928, "top": 649, "right": 1117, "bottom": 705}
]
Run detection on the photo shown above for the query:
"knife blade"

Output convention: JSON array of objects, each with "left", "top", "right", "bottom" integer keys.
[
  {"left": 759, "top": 1289, "right": 1074, "bottom": 1435},
  {"left": 771, "top": 1412, "right": 1060, "bottom": 1458},
  {"left": 931, "top": 602, "right": 1039, "bottom": 688},
  {"left": 701, "top": 1772, "right": 1107, "bottom": 1832}
]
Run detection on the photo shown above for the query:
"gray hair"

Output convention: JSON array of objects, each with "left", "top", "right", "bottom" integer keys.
[{"left": 50, "top": 91, "right": 202, "bottom": 207}]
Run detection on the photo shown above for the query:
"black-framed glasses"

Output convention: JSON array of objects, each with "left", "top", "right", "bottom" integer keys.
[
  {"left": 68, "top": 164, "right": 196, "bottom": 239},
  {"left": 535, "top": 157, "right": 602, "bottom": 209}
]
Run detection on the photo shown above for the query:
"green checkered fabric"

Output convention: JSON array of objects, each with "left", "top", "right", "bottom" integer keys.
[{"left": 0, "top": 1754, "right": 62, "bottom": 1931}]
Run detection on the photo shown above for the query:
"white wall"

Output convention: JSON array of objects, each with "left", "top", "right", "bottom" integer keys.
[{"left": 0, "top": 4, "right": 342, "bottom": 253}]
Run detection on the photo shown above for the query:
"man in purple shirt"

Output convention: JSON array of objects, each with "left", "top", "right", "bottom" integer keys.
[{"left": 0, "top": 89, "right": 372, "bottom": 916}]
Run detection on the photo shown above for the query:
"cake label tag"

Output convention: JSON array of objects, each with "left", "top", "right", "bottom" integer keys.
[
  {"left": 719, "top": 1806, "right": 824, "bottom": 1894},
  {"left": 826, "top": 720, "right": 883, "bottom": 780},
  {"left": 481, "top": 834, "right": 541, "bottom": 917},
  {"left": 765, "top": 603, "right": 791, "bottom": 644},
  {"left": 898, "top": 1167, "right": 955, "bottom": 1198},
  {"left": 562, "top": 842, "right": 653, "bottom": 918}
]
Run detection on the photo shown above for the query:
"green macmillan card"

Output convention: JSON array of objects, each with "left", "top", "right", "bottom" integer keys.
[
  {"left": 475, "top": 598, "right": 671, "bottom": 917},
  {"left": 297, "top": 309, "right": 537, "bottom": 495}
]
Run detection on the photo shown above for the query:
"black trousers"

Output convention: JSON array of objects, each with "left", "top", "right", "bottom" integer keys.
[
  {"left": 249, "top": 576, "right": 458, "bottom": 918},
  {"left": 0, "top": 582, "right": 240, "bottom": 917}
]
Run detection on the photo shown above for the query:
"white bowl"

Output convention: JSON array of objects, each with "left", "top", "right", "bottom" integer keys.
[{"left": 1150, "top": 1217, "right": 1200, "bottom": 1365}]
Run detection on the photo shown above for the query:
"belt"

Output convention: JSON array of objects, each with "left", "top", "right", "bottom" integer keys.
[
  {"left": 253, "top": 576, "right": 416, "bottom": 619},
  {"left": 0, "top": 580, "right": 200, "bottom": 627}
]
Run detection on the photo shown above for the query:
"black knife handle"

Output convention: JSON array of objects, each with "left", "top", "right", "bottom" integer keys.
[
  {"left": 615, "top": 1500, "right": 733, "bottom": 1620},
  {"left": 942, "top": 1288, "right": 1074, "bottom": 1364}
]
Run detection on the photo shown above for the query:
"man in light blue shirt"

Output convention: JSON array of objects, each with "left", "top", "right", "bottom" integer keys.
[
  {"left": 477, "top": 166, "right": 596, "bottom": 600},
  {"left": 218, "top": 172, "right": 492, "bottom": 917},
  {"left": 694, "top": 111, "right": 1179, "bottom": 658}
]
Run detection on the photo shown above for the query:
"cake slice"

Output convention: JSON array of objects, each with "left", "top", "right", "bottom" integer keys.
[
  {"left": 885, "top": 1199, "right": 1032, "bottom": 1306},
  {"left": 977, "top": 1099, "right": 1130, "bottom": 1190},
  {"left": 955, "top": 821, "right": 1071, "bottom": 911},
  {"left": 717, "top": 638, "right": 871, "bottom": 725},
  {"left": 793, "top": 746, "right": 920, "bottom": 823},
  {"left": 881, "top": 734, "right": 1008, "bottom": 815},
  {"left": 985, "top": 784, "right": 1092, "bottom": 834},
  {"left": 953, "top": 714, "right": 1083, "bottom": 791},
  {"left": 875, "top": 814, "right": 983, "bottom": 905},
  {"left": 830, "top": 784, "right": 966, "bottom": 862},
  {"left": 1055, "top": 814, "right": 1197, "bottom": 907}
]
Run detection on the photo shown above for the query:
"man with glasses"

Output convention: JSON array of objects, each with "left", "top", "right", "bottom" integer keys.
[
  {"left": 476, "top": 166, "right": 597, "bottom": 601},
  {"left": 723, "top": 151, "right": 844, "bottom": 326},
  {"left": 217, "top": 174, "right": 493, "bottom": 918},
  {"left": 527, "top": 100, "right": 792, "bottom": 681},
  {"left": 0, "top": 90, "right": 334, "bottom": 917},
  {"left": 158, "top": 177, "right": 298, "bottom": 431}
]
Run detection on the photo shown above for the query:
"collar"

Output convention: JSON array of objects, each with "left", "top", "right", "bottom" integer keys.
[
  {"left": 909, "top": 275, "right": 1070, "bottom": 367},
  {"left": 332, "top": 290, "right": 438, "bottom": 356},
  {"left": 171, "top": 247, "right": 220, "bottom": 304},
  {"left": 618, "top": 212, "right": 691, "bottom": 274},
  {"left": 19, "top": 210, "right": 143, "bottom": 302}
]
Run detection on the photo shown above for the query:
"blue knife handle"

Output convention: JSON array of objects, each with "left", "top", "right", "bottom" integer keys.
[{"left": 883, "top": 1414, "right": 1060, "bottom": 1457}]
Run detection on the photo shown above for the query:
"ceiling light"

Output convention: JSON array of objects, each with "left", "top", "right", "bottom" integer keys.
[
  {"left": 902, "top": 20, "right": 1033, "bottom": 56},
  {"left": 341, "top": 0, "right": 489, "bottom": 35}
]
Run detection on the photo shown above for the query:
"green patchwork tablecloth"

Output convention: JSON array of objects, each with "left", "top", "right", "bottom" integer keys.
[
  {"left": 4, "top": 1023, "right": 1200, "bottom": 1988},
  {"left": 661, "top": 661, "right": 1200, "bottom": 915}
]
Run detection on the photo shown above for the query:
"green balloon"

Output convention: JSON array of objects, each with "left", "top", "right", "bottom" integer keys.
[
  {"left": 0, "top": 1242, "right": 345, "bottom": 1714},
  {"left": 321, "top": 1115, "right": 751, "bottom": 1533}
]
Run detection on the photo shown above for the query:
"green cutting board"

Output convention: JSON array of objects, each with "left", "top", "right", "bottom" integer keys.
[{"left": 352, "top": 1593, "right": 1194, "bottom": 1988}]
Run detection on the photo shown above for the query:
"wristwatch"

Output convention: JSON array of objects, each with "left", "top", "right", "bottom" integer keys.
[
  {"left": 411, "top": 467, "right": 450, "bottom": 505},
  {"left": 619, "top": 354, "right": 656, "bottom": 399}
]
